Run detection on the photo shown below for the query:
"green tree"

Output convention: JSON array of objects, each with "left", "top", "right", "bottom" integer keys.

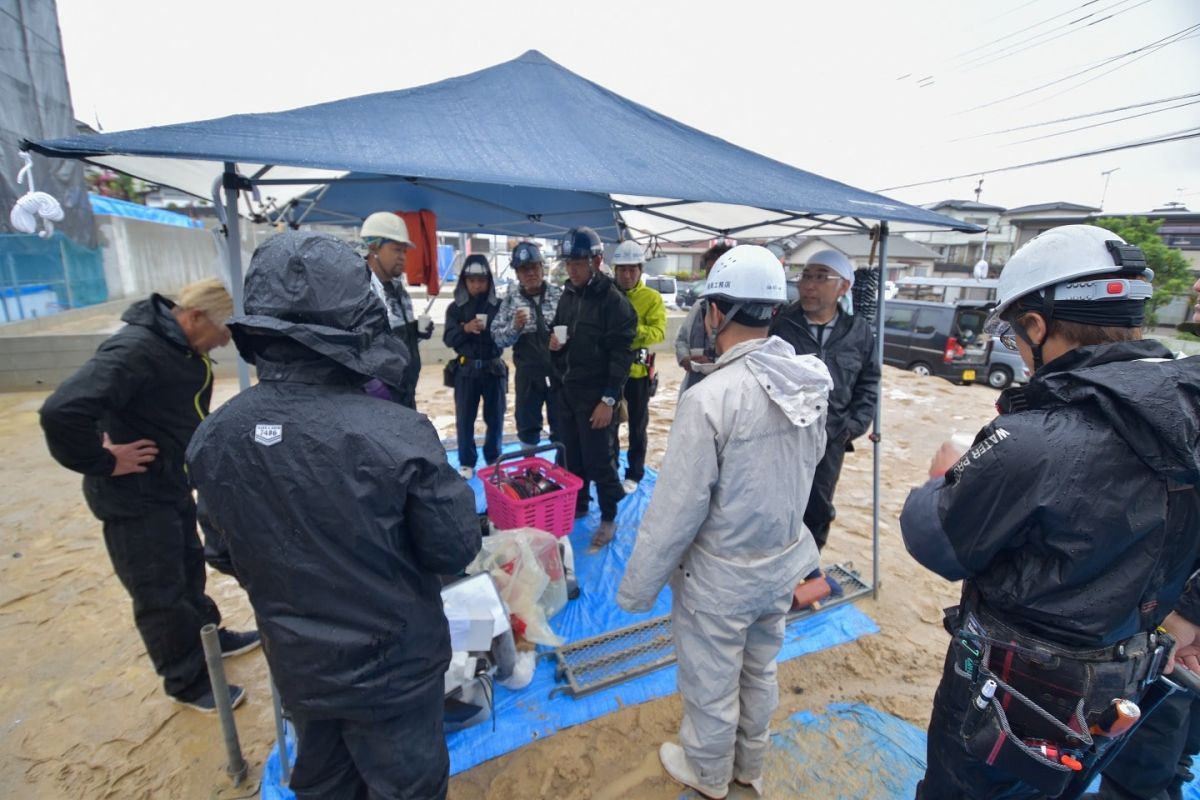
[{"left": 1094, "top": 216, "right": 1192, "bottom": 325}]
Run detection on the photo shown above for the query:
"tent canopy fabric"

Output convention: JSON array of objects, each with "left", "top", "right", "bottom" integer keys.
[{"left": 24, "top": 50, "right": 977, "bottom": 239}]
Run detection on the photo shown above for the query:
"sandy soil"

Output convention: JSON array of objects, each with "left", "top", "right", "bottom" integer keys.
[{"left": 0, "top": 354, "right": 1002, "bottom": 799}]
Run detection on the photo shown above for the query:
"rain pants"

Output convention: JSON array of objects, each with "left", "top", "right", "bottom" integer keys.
[{"left": 618, "top": 335, "right": 832, "bottom": 786}]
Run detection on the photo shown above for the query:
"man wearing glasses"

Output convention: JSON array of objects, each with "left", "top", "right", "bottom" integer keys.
[{"left": 769, "top": 250, "right": 880, "bottom": 550}]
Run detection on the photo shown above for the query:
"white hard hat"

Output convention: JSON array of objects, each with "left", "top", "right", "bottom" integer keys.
[
  {"left": 806, "top": 249, "right": 855, "bottom": 287},
  {"left": 990, "top": 224, "right": 1152, "bottom": 321},
  {"left": 360, "top": 212, "right": 413, "bottom": 247},
  {"left": 611, "top": 240, "right": 646, "bottom": 265},
  {"left": 701, "top": 244, "right": 788, "bottom": 308}
]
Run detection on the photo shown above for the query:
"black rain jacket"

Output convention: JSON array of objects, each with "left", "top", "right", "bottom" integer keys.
[
  {"left": 40, "top": 295, "right": 213, "bottom": 519},
  {"left": 443, "top": 268, "right": 502, "bottom": 364},
  {"left": 550, "top": 273, "right": 637, "bottom": 411},
  {"left": 769, "top": 305, "right": 880, "bottom": 445},
  {"left": 901, "top": 340, "right": 1200, "bottom": 647},
  {"left": 187, "top": 355, "right": 481, "bottom": 720}
]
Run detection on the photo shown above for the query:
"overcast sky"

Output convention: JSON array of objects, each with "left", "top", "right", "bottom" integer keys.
[{"left": 56, "top": 0, "right": 1200, "bottom": 214}]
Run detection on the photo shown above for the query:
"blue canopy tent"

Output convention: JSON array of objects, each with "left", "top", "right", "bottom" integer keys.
[{"left": 21, "top": 52, "right": 980, "bottom": 773}]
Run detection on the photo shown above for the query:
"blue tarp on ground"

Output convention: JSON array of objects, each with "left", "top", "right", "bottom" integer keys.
[
  {"left": 260, "top": 450, "right": 878, "bottom": 799},
  {"left": 26, "top": 51, "right": 977, "bottom": 242}
]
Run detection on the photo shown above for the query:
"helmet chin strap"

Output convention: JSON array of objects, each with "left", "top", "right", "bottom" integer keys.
[
  {"left": 1012, "top": 285, "right": 1056, "bottom": 372},
  {"left": 709, "top": 301, "right": 744, "bottom": 340}
]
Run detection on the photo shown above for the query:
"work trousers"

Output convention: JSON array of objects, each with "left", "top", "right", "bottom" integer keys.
[
  {"left": 619, "top": 375, "right": 651, "bottom": 484},
  {"left": 453, "top": 364, "right": 507, "bottom": 469},
  {"left": 513, "top": 367, "right": 561, "bottom": 448},
  {"left": 673, "top": 589, "right": 793, "bottom": 787},
  {"left": 559, "top": 394, "right": 622, "bottom": 521},
  {"left": 289, "top": 682, "right": 448, "bottom": 800},
  {"left": 101, "top": 498, "right": 221, "bottom": 700},
  {"left": 805, "top": 434, "right": 848, "bottom": 551}
]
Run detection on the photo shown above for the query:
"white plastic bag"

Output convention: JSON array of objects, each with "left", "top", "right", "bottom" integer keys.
[{"left": 466, "top": 527, "right": 566, "bottom": 646}]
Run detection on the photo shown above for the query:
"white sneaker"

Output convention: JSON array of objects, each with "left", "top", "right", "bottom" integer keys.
[
  {"left": 621, "top": 479, "right": 639, "bottom": 495},
  {"left": 658, "top": 742, "right": 728, "bottom": 800},
  {"left": 458, "top": 466, "right": 475, "bottom": 480}
]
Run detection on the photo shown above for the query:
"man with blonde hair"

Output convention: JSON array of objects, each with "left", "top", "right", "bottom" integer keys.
[{"left": 40, "top": 276, "right": 259, "bottom": 713}]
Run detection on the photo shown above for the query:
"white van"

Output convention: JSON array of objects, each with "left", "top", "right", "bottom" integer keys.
[{"left": 643, "top": 275, "right": 677, "bottom": 308}]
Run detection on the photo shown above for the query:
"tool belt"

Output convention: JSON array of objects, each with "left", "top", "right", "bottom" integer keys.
[{"left": 945, "top": 602, "right": 1172, "bottom": 796}]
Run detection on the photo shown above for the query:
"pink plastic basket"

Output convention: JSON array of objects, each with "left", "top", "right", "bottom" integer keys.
[{"left": 477, "top": 445, "right": 582, "bottom": 538}]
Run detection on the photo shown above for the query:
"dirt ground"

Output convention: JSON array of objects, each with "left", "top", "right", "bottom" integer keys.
[{"left": 0, "top": 352, "right": 1003, "bottom": 799}]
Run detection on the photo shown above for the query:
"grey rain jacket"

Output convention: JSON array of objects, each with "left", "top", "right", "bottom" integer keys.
[
  {"left": 901, "top": 340, "right": 1200, "bottom": 648},
  {"left": 187, "top": 231, "right": 480, "bottom": 720},
  {"left": 769, "top": 304, "right": 880, "bottom": 445},
  {"left": 40, "top": 295, "right": 214, "bottom": 519},
  {"left": 617, "top": 336, "right": 833, "bottom": 615}
]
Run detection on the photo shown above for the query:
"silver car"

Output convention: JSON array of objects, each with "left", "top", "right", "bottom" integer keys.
[{"left": 985, "top": 337, "right": 1031, "bottom": 389}]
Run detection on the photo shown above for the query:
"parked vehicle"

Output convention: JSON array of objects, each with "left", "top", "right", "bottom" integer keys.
[
  {"left": 984, "top": 336, "right": 1031, "bottom": 389},
  {"left": 881, "top": 299, "right": 989, "bottom": 384},
  {"left": 676, "top": 280, "right": 702, "bottom": 308},
  {"left": 644, "top": 275, "right": 678, "bottom": 308}
]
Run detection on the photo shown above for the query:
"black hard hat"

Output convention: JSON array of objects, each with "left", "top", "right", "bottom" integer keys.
[
  {"left": 560, "top": 227, "right": 603, "bottom": 261},
  {"left": 511, "top": 241, "right": 544, "bottom": 270}
]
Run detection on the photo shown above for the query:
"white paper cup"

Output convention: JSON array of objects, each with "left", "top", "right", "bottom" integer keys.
[
  {"left": 554, "top": 325, "right": 568, "bottom": 343},
  {"left": 475, "top": 314, "right": 488, "bottom": 326},
  {"left": 418, "top": 314, "right": 431, "bottom": 328}
]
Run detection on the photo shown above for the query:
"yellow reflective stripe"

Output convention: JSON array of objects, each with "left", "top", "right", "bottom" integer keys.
[{"left": 194, "top": 354, "right": 212, "bottom": 421}]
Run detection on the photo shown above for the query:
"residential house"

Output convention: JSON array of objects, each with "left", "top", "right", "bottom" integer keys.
[{"left": 782, "top": 233, "right": 940, "bottom": 283}]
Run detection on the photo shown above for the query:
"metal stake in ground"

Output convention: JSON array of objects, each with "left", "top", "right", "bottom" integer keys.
[{"left": 199, "top": 623, "right": 248, "bottom": 786}]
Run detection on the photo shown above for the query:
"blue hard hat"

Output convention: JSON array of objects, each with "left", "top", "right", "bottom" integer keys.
[
  {"left": 511, "top": 242, "right": 544, "bottom": 270},
  {"left": 560, "top": 227, "right": 603, "bottom": 261}
]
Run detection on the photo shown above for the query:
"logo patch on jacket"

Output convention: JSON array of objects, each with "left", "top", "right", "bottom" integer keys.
[{"left": 254, "top": 424, "right": 282, "bottom": 446}]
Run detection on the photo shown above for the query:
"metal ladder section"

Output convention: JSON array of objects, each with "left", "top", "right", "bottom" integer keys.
[{"left": 547, "top": 562, "right": 871, "bottom": 699}]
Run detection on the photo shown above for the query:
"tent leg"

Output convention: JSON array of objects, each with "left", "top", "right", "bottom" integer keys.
[
  {"left": 872, "top": 222, "right": 889, "bottom": 600},
  {"left": 223, "top": 163, "right": 251, "bottom": 390}
]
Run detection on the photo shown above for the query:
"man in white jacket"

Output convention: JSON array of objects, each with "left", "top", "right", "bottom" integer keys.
[{"left": 617, "top": 245, "right": 833, "bottom": 799}]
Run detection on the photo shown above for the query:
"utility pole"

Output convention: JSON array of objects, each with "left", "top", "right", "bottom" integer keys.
[
  {"left": 1100, "top": 168, "right": 1120, "bottom": 210},
  {"left": 974, "top": 177, "right": 984, "bottom": 203}
]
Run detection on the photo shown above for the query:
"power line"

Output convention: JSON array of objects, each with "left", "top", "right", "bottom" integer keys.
[
  {"left": 877, "top": 127, "right": 1200, "bottom": 192},
  {"left": 1007, "top": 97, "right": 1200, "bottom": 144},
  {"left": 953, "top": 91, "right": 1200, "bottom": 140},
  {"left": 984, "top": 0, "right": 1050, "bottom": 25},
  {"left": 959, "top": 0, "right": 1154, "bottom": 74},
  {"left": 959, "top": 22, "right": 1200, "bottom": 113},
  {"left": 949, "top": 0, "right": 1104, "bottom": 62},
  {"left": 1021, "top": 29, "right": 1200, "bottom": 109}
]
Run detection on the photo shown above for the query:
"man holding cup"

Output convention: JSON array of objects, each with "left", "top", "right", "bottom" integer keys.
[
  {"left": 491, "top": 242, "right": 563, "bottom": 447},
  {"left": 444, "top": 255, "right": 505, "bottom": 479},
  {"left": 362, "top": 212, "right": 435, "bottom": 409},
  {"left": 549, "top": 227, "right": 637, "bottom": 550}
]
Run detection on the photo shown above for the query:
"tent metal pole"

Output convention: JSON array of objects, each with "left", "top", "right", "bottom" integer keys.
[
  {"left": 873, "top": 222, "right": 889, "bottom": 599},
  {"left": 223, "top": 163, "right": 251, "bottom": 390}
]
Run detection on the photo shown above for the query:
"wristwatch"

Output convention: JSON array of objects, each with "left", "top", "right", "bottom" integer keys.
[{"left": 601, "top": 395, "right": 616, "bottom": 407}]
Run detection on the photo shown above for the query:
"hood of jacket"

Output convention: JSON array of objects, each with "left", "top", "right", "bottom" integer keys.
[
  {"left": 122, "top": 294, "right": 193, "bottom": 353},
  {"left": 228, "top": 231, "right": 409, "bottom": 388},
  {"left": 1007, "top": 339, "right": 1200, "bottom": 484},
  {"left": 715, "top": 336, "right": 834, "bottom": 428},
  {"left": 453, "top": 261, "right": 498, "bottom": 307}
]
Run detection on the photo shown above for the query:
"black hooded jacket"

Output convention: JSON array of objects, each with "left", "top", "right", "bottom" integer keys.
[
  {"left": 40, "top": 295, "right": 214, "bottom": 519},
  {"left": 187, "top": 231, "right": 481, "bottom": 720},
  {"left": 901, "top": 340, "right": 1200, "bottom": 647},
  {"left": 550, "top": 273, "right": 637, "bottom": 409},
  {"left": 443, "top": 268, "right": 501, "bottom": 363},
  {"left": 769, "top": 305, "right": 880, "bottom": 445}
]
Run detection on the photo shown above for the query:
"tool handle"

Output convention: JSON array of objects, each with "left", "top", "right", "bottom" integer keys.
[
  {"left": 486, "top": 442, "right": 566, "bottom": 482},
  {"left": 1164, "top": 665, "right": 1200, "bottom": 697}
]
